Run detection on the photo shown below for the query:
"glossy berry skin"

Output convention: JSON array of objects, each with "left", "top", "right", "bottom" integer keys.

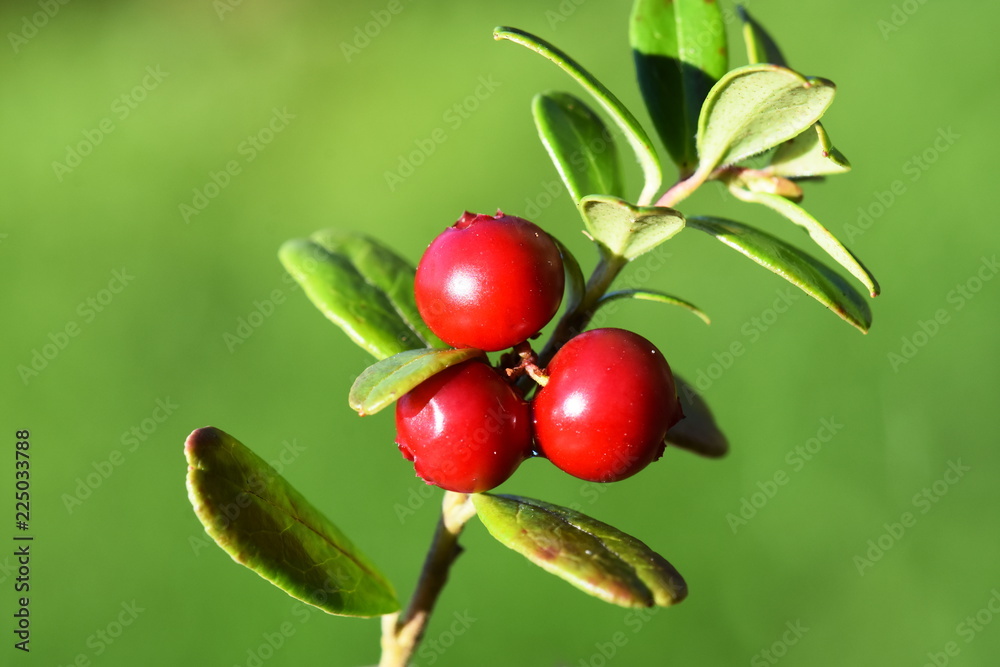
[
  {"left": 415, "top": 211, "right": 564, "bottom": 352},
  {"left": 533, "top": 328, "right": 683, "bottom": 483},
  {"left": 395, "top": 360, "right": 532, "bottom": 493}
]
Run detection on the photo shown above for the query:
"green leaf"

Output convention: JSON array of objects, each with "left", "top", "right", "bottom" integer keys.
[
  {"left": 630, "top": 0, "right": 728, "bottom": 176},
  {"left": 349, "top": 348, "right": 484, "bottom": 416},
  {"left": 695, "top": 65, "right": 836, "bottom": 178},
  {"left": 472, "top": 494, "right": 687, "bottom": 608},
  {"left": 533, "top": 92, "right": 624, "bottom": 202},
  {"left": 279, "top": 230, "right": 442, "bottom": 361},
  {"left": 185, "top": 427, "right": 399, "bottom": 617},
  {"left": 730, "top": 187, "right": 879, "bottom": 297},
  {"left": 668, "top": 375, "right": 728, "bottom": 458},
  {"left": 552, "top": 235, "right": 586, "bottom": 313},
  {"left": 768, "top": 123, "right": 851, "bottom": 178},
  {"left": 494, "top": 26, "right": 662, "bottom": 206},
  {"left": 732, "top": 18, "right": 848, "bottom": 181},
  {"left": 738, "top": 6, "right": 788, "bottom": 67},
  {"left": 579, "top": 195, "right": 685, "bottom": 261},
  {"left": 687, "top": 216, "right": 872, "bottom": 333},
  {"left": 597, "top": 289, "right": 710, "bottom": 326}
]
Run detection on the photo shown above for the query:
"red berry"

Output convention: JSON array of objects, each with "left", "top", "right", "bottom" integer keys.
[
  {"left": 532, "top": 328, "right": 683, "bottom": 482},
  {"left": 415, "top": 211, "right": 564, "bottom": 352},
  {"left": 395, "top": 360, "right": 532, "bottom": 493}
]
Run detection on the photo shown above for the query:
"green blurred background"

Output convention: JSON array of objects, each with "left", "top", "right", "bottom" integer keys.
[{"left": 2, "top": 0, "right": 997, "bottom": 665}]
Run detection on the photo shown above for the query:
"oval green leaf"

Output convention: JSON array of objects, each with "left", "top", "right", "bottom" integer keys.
[
  {"left": 494, "top": 26, "right": 662, "bottom": 206},
  {"left": 552, "top": 235, "right": 586, "bottom": 313},
  {"left": 738, "top": 6, "right": 788, "bottom": 67},
  {"left": 768, "top": 123, "right": 851, "bottom": 178},
  {"left": 687, "top": 216, "right": 872, "bottom": 333},
  {"left": 730, "top": 187, "right": 879, "bottom": 296},
  {"left": 695, "top": 65, "right": 836, "bottom": 178},
  {"left": 472, "top": 494, "right": 687, "bottom": 608},
  {"left": 630, "top": 0, "right": 728, "bottom": 177},
  {"left": 279, "top": 230, "right": 442, "bottom": 361},
  {"left": 185, "top": 427, "right": 399, "bottom": 617},
  {"left": 668, "top": 375, "right": 728, "bottom": 458},
  {"left": 597, "top": 289, "right": 710, "bottom": 326},
  {"left": 533, "top": 92, "right": 623, "bottom": 202},
  {"left": 580, "top": 195, "right": 685, "bottom": 261},
  {"left": 349, "top": 348, "right": 484, "bottom": 416}
]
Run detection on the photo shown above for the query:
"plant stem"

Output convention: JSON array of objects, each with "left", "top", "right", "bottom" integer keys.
[
  {"left": 535, "top": 252, "right": 628, "bottom": 368},
  {"left": 655, "top": 170, "right": 708, "bottom": 209},
  {"left": 378, "top": 491, "right": 477, "bottom": 667}
]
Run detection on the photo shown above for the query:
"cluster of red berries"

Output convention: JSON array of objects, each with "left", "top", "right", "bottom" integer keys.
[{"left": 395, "top": 211, "right": 683, "bottom": 493}]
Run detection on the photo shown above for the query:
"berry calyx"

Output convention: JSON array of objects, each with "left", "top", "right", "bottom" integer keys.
[
  {"left": 415, "top": 211, "right": 565, "bottom": 352},
  {"left": 395, "top": 359, "right": 532, "bottom": 493},
  {"left": 532, "top": 328, "right": 683, "bottom": 483}
]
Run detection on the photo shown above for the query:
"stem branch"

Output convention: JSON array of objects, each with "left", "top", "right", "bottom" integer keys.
[
  {"left": 535, "top": 252, "right": 628, "bottom": 369},
  {"left": 378, "top": 492, "right": 476, "bottom": 667}
]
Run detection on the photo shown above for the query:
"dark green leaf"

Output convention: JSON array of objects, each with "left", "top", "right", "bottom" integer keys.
[
  {"left": 597, "top": 289, "right": 710, "bottom": 325},
  {"left": 533, "top": 92, "right": 624, "bottom": 202},
  {"left": 768, "top": 123, "right": 851, "bottom": 178},
  {"left": 472, "top": 494, "right": 687, "bottom": 608},
  {"left": 668, "top": 375, "right": 728, "bottom": 458},
  {"left": 579, "top": 195, "right": 685, "bottom": 261},
  {"left": 696, "top": 65, "right": 836, "bottom": 178},
  {"left": 279, "top": 230, "right": 442, "bottom": 360},
  {"left": 687, "top": 216, "right": 872, "bottom": 333},
  {"left": 552, "top": 236, "right": 586, "bottom": 313},
  {"left": 185, "top": 427, "right": 399, "bottom": 617},
  {"left": 630, "top": 0, "right": 728, "bottom": 176},
  {"left": 729, "top": 187, "right": 879, "bottom": 296},
  {"left": 494, "top": 26, "right": 662, "bottom": 205},
  {"left": 349, "top": 348, "right": 484, "bottom": 416},
  {"left": 738, "top": 6, "right": 788, "bottom": 67}
]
